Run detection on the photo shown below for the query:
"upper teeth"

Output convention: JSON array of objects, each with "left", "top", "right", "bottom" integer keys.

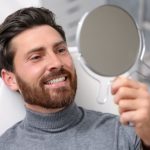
[{"left": 47, "top": 77, "right": 65, "bottom": 84}]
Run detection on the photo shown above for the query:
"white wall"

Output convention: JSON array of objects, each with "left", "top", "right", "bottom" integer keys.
[
  {"left": 41, "top": 0, "right": 106, "bottom": 46},
  {"left": 0, "top": 0, "right": 41, "bottom": 23}
]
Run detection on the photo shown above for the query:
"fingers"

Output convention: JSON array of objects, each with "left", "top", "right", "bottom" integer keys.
[
  {"left": 118, "top": 99, "right": 137, "bottom": 114},
  {"left": 114, "top": 87, "right": 139, "bottom": 104},
  {"left": 114, "top": 86, "right": 149, "bottom": 104},
  {"left": 119, "top": 111, "right": 135, "bottom": 125},
  {"left": 112, "top": 77, "right": 150, "bottom": 145},
  {"left": 112, "top": 76, "right": 149, "bottom": 103},
  {"left": 120, "top": 108, "right": 150, "bottom": 128},
  {"left": 118, "top": 98, "right": 149, "bottom": 114},
  {"left": 111, "top": 76, "right": 147, "bottom": 95},
  {"left": 112, "top": 76, "right": 150, "bottom": 127}
]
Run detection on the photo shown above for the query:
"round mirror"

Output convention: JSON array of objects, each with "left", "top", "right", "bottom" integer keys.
[
  {"left": 76, "top": 4, "right": 145, "bottom": 104},
  {"left": 76, "top": 4, "right": 144, "bottom": 77}
]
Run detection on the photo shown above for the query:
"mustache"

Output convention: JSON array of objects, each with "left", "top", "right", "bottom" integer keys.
[{"left": 40, "top": 67, "right": 72, "bottom": 83}]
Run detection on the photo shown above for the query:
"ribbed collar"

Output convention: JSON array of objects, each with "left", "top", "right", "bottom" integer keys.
[{"left": 23, "top": 103, "right": 83, "bottom": 132}]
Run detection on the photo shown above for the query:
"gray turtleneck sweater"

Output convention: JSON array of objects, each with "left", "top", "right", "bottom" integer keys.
[{"left": 0, "top": 103, "right": 141, "bottom": 150}]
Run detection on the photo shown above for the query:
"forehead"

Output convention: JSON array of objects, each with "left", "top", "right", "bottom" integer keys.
[{"left": 10, "top": 25, "right": 64, "bottom": 52}]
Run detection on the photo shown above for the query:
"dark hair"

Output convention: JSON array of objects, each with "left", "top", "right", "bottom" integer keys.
[{"left": 0, "top": 7, "right": 66, "bottom": 76}]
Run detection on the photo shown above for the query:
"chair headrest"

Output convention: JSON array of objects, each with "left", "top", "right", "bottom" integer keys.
[{"left": 0, "top": 78, "right": 25, "bottom": 135}]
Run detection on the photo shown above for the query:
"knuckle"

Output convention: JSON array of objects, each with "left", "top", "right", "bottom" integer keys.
[
  {"left": 118, "top": 87, "right": 126, "bottom": 96},
  {"left": 122, "top": 78, "right": 128, "bottom": 85},
  {"left": 119, "top": 100, "right": 125, "bottom": 107}
]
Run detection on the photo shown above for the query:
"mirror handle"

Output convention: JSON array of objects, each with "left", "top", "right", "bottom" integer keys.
[{"left": 78, "top": 54, "right": 113, "bottom": 104}]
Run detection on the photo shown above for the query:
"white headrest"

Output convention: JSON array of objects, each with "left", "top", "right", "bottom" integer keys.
[{"left": 0, "top": 78, "right": 25, "bottom": 135}]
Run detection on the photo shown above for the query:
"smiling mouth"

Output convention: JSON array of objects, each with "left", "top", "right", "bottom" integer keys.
[{"left": 44, "top": 76, "right": 67, "bottom": 85}]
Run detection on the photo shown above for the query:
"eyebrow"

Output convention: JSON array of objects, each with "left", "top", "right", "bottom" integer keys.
[
  {"left": 53, "top": 40, "right": 67, "bottom": 48},
  {"left": 26, "top": 40, "right": 67, "bottom": 56}
]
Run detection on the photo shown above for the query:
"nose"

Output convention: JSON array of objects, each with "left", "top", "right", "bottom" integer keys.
[{"left": 46, "top": 52, "right": 63, "bottom": 71}]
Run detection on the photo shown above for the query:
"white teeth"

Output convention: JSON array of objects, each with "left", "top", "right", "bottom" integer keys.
[{"left": 47, "top": 77, "right": 65, "bottom": 84}]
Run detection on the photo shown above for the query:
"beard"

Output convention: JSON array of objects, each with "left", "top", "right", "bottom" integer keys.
[{"left": 15, "top": 67, "right": 77, "bottom": 109}]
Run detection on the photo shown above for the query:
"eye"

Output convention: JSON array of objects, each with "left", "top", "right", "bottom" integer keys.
[
  {"left": 58, "top": 48, "right": 66, "bottom": 53},
  {"left": 30, "top": 55, "right": 41, "bottom": 61},
  {"left": 56, "top": 46, "right": 68, "bottom": 54}
]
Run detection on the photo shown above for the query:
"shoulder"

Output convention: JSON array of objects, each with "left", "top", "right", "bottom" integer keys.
[
  {"left": 81, "top": 106, "right": 135, "bottom": 132},
  {"left": 79, "top": 107, "right": 140, "bottom": 146},
  {"left": 77, "top": 106, "right": 119, "bottom": 134},
  {"left": 0, "top": 121, "right": 22, "bottom": 144},
  {"left": 79, "top": 106, "right": 138, "bottom": 137}
]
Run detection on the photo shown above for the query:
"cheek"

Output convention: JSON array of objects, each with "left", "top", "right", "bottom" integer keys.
[
  {"left": 63, "top": 56, "right": 74, "bottom": 68},
  {"left": 16, "top": 63, "right": 45, "bottom": 82},
  {"left": 28, "top": 65, "right": 46, "bottom": 82},
  {"left": 65, "top": 58, "right": 76, "bottom": 77}
]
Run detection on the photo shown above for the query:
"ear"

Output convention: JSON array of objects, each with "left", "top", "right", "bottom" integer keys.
[{"left": 1, "top": 69, "right": 19, "bottom": 91}]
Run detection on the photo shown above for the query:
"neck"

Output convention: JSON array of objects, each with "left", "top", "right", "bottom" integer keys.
[
  {"left": 25, "top": 103, "right": 64, "bottom": 113},
  {"left": 23, "top": 102, "right": 83, "bottom": 132}
]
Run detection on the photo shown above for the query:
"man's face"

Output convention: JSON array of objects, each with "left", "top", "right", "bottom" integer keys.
[{"left": 10, "top": 25, "right": 77, "bottom": 109}]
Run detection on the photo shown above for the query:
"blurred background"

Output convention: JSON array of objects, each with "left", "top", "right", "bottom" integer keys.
[{"left": 0, "top": 0, "right": 150, "bottom": 135}]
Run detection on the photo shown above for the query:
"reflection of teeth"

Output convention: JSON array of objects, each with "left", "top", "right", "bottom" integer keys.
[{"left": 46, "top": 77, "right": 65, "bottom": 84}]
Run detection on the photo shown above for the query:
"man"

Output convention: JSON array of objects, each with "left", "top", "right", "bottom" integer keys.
[{"left": 0, "top": 7, "right": 150, "bottom": 150}]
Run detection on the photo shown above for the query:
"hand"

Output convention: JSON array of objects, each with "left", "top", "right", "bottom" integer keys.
[{"left": 111, "top": 76, "right": 150, "bottom": 146}]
